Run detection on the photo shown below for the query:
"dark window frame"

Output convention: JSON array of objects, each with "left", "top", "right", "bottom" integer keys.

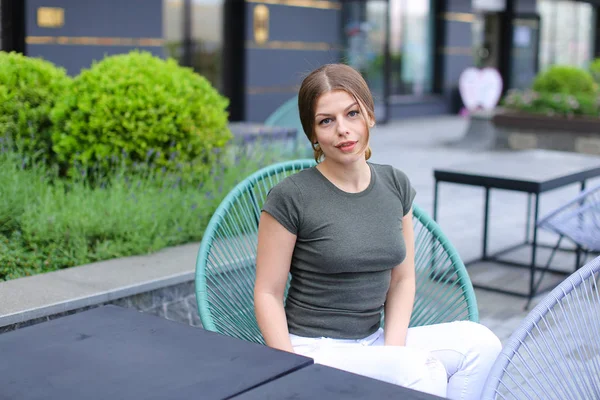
[
  {"left": 177, "top": 0, "right": 244, "bottom": 120},
  {"left": 1, "top": 0, "right": 25, "bottom": 53}
]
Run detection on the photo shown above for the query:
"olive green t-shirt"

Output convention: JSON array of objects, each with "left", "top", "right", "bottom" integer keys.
[{"left": 261, "top": 162, "right": 416, "bottom": 339}]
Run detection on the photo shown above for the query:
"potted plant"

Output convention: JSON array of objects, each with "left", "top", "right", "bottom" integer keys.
[{"left": 492, "top": 64, "right": 600, "bottom": 154}]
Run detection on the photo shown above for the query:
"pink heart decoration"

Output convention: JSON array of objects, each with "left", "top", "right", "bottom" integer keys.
[{"left": 458, "top": 67, "right": 503, "bottom": 111}]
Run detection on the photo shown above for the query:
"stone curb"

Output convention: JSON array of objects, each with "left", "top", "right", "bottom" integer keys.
[{"left": 0, "top": 242, "right": 200, "bottom": 329}]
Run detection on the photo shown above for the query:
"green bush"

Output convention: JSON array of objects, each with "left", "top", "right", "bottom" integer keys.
[
  {"left": 589, "top": 58, "right": 600, "bottom": 85},
  {"left": 0, "top": 52, "right": 71, "bottom": 163},
  {"left": 532, "top": 65, "right": 597, "bottom": 95},
  {"left": 50, "top": 51, "right": 232, "bottom": 179},
  {"left": 502, "top": 89, "right": 599, "bottom": 118}
]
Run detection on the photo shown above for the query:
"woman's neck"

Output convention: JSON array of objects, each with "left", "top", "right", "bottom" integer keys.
[{"left": 317, "top": 159, "right": 371, "bottom": 193}]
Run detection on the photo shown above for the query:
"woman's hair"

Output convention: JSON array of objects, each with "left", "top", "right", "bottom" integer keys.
[{"left": 297, "top": 64, "right": 375, "bottom": 162}]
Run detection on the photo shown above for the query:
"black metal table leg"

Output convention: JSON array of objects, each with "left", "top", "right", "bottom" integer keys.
[
  {"left": 526, "top": 194, "right": 541, "bottom": 309},
  {"left": 482, "top": 187, "right": 490, "bottom": 260},
  {"left": 575, "top": 180, "right": 586, "bottom": 270},
  {"left": 525, "top": 194, "right": 532, "bottom": 243},
  {"left": 433, "top": 180, "right": 439, "bottom": 221}
]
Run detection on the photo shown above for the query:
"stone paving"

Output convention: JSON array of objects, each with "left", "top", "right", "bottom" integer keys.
[{"left": 368, "top": 115, "right": 600, "bottom": 344}]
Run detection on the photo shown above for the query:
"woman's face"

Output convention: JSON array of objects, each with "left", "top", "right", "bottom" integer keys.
[{"left": 313, "top": 90, "right": 371, "bottom": 165}]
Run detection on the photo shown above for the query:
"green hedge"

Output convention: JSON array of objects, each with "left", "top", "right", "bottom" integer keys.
[
  {"left": 532, "top": 65, "right": 596, "bottom": 95},
  {"left": 502, "top": 63, "right": 600, "bottom": 118},
  {"left": 590, "top": 59, "right": 600, "bottom": 85},
  {"left": 0, "top": 52, "right": 71, "bottom": 163},
  {"left": 0, "top": 51, "right": 306, "bottom": 281},
  {"left": 503, "top": 90, "right": 598, "bottom": 118},
  {"left": 50, "top": 51, "right": 232, "bottom": 179}
]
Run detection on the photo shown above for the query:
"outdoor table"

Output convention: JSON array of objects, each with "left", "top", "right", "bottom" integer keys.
[
  {"left": 232, "top": 364, "right": 445, "bottom": 399},
  {"left": 433, "top": 149, "right": 600, "bottom": 303},
  {"left": 0, "top": 305, "right": 312, "bottom": 400}
]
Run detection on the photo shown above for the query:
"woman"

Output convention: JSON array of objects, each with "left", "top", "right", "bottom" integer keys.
[{"left": 254, "top": 63, "right": 501, "bottom": 399}]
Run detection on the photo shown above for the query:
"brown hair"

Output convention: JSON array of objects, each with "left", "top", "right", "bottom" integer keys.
[{"left": 298, "top": 64, "right": 375, "bottom": 162}]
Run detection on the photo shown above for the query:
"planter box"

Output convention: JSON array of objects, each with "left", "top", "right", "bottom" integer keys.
[
  {"left": 0, "top": 242, "right": 202, "bottom": 334},
  {"left": 492, "top": 110, "right": 600, "bottom": 155}
]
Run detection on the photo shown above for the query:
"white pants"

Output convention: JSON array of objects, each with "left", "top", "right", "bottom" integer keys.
[{"left": 290, "top": 321, "right": 502, "bottom": 400}]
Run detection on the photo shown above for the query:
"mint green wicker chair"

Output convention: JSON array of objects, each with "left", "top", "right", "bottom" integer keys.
[
  {"left": 264, "top": 96, "right": 309, "bottom": 155},
  {"left": 264, "top": 96, "right": 302, "bottom": 133},
  {"left": 195, "top": 159, "right": 479, "bottom": 343}
]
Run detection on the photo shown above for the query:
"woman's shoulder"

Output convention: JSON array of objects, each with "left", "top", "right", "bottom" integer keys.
[
  {"left": 268, "top": 167, "right": 319, "bottom": 195},
  {"left": 370, "top": 162, "right": 411, "bottom": 184},
  {"left": 370, "top": 163, "right": 416, "bottom": 212}
]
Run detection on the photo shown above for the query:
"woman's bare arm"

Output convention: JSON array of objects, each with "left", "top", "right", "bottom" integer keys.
[
  {"left": 254, "top": 212, "right": 297, "bottom": 352},
  {"left": 384, "top": 209, "right": 416, "bottom": 346}
]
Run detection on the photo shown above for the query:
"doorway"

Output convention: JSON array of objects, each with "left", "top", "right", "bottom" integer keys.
[
  {"left": 1, "top": 0, "right": 25, "bottom": 53},
  {"left": 473, "top": 11, "right": 540, "bottom": 92},
  {"left": 473, "top": 12, "right": 503, "bottom": 70},
  {"left": 509, "top": 15, "right": 540, "bottom": 90}
]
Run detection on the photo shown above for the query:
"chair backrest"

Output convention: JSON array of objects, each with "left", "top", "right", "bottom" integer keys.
[
  {"left": 264, "top": 96, "right": 302, "bottom": 133},
  {"left": 538, "top": 184, "right": 600, "bottom": 252},
  {"left": 481, "top": 255, "right": 600, "bottom": 400},
  {"left": 195, "top": 159, "right": 479, "bottom": 344},
  {"left": 264, "top": 96, "right": 309, "bottom": 155}
]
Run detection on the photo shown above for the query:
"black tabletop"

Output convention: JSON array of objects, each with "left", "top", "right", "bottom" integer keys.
[
  {"left": 0, "top": 305, "right": 312, "bottom": 400},
  {"left": 231, "top": 364, "right": 446, "bottom": 400},
  {"left": 434, "top": 149, "right": 600, "bottom": 192}
]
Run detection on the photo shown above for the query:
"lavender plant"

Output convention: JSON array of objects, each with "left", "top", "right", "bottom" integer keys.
[{"left": 0, "top": 139, "right": 303, "bottom": 281}]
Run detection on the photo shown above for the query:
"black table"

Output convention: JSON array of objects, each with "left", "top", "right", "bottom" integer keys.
[
  {"left": 433, "top": 149, "right": 600, "bottom": 305},
  {"left": 0, "top": 305, "right": 312, "bottom": 400},
  {"left": 232, "top": 364, "right": 445, "bottom": 400}
]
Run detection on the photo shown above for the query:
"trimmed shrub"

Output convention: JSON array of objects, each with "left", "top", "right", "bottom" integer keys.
[
  {"left": 50, "top": 51, "right": 232, "bottom": 179},
  {"left": 0, "top": 52, "right": 71, "bottom": 162},
  {"left": 532, "top": 65, "right": 597, "bottom": 95},
  {"left": 502, "top": 89, "right": 599, "bottom": 118},
  {"left": 589, "top": 58, "right": 600, "bottom": 85}
]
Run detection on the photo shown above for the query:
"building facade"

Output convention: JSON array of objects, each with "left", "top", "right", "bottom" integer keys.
[{"left": 2, "top": 0, "right": 600, "bottom": 123}]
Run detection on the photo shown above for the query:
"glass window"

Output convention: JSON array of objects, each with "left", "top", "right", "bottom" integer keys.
[
  {"left": 342, "top": 1, "right": 387, "bottom": 101},
  {"left": 538, "top": 0, "right": 596, "bottom": 71},
  {"left": 510, "top": 17, "right": 541, "bottom": 90},
  {"left": 191, "top": 0, "right": 223, "bottom": 91},
  {"left": 162, "top": 0, "right": 223, "bottom": 91},
  {"left": 163, "top": 0, "right": 184, "bottom": 63},
  {"left": 341, "top": 0, "right": 433, "bottom": 99},
  {"left": 389, "top": 0, "right": 433, "bottom": 96}
]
